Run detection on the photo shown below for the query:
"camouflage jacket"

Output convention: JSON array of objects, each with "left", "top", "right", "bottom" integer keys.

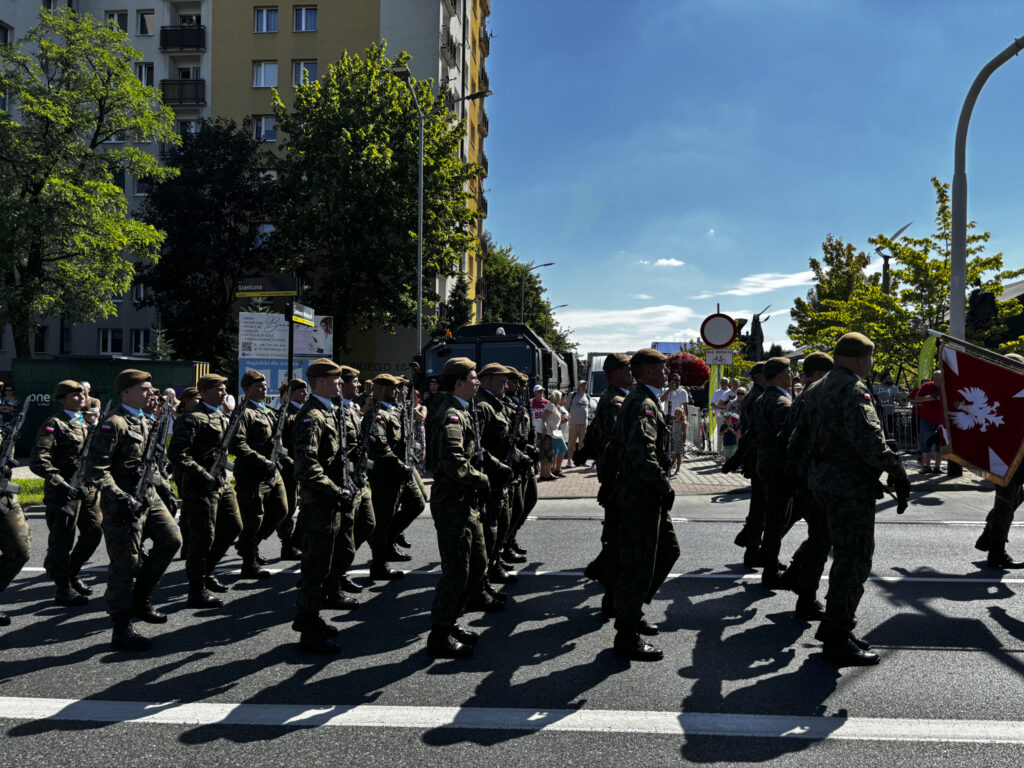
[
  {"left": 610, "top": 384, "right": 671, "bottom": 497},
  {"left": 427, "top": 393, "right": 491, "bottom": 491}
]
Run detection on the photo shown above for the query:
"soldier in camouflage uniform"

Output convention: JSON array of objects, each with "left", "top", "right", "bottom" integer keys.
[
  {"left": 753, "top": 358, "right": 796, "bottom": 588},
  {"left": 724, "top": 362, "right": 767, "bottom": 567},
  {"left": 426, "top": 357, "right": 502, "bottom": 658},
  {"left": 384, "top": 377, "right": 427, "bottom": 558},
  {"left": 609, "top": 348, "right": 680, "bottom": 661},
  {"left": 29, "top": 380, "right": 103, "bottom": 606},
  {"left": 275, "top": 378, "right": 306, "bottom": 560},
  {"left": 585, "top": 353, "right": 634, "bottom": 614},
  {"left": 88, "top": 369, "right": 182, "bottom": 651},
  {"left": 801, "top": 333, "right": 910, "bottom": 665},
  {"left": 232, "top": 370, "right": 289, "bottom": 579},
  {"left": 366, "top": 373, "right": 412, "bottom": 579},
  {"left": 973, "top": 352, "right": 1024, "bottom": 569},
  {"left": 168, "top": 373, "right": 243, "bottom": 609},
  {"left": 0, "top": 417, "right": 31, "bottom": 629},
  {"left": 780, "top": 351, "right": 834, "bottom": 620},
  {"left": 502, "top": 367, "right": 538, "bottom": 564}
]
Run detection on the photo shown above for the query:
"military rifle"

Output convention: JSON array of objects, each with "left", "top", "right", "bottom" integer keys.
[
  {"left": 132, "top": 396, "right": 173, "bottom": 503},
  {"left": 335, "top": 400, "right": 357, "bottom": 497},
  {"left": 401, "top": 374, "right": 419, "bottom": 471},
  {"left": 0, "top": 398, "right": 32, "bottom": 495},
  {"left": 207, "top": 396, "right": 248, "bottom": 483},
  {"left": 353, "top": 398, "right": 378, "bottom": 484},
  {"left": 58, "top": 400, "right": 114, "bottom": 517},
  {"left": 267, "top": 399, "right": 289, "bottom": 470}
]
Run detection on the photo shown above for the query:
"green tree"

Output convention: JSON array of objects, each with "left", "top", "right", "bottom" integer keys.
[
  {"left": 271, "top": 43, "right": 480, "bottom": 352},
  {"left": 145, "top": 327, "right": 175, "bottom": 361},
  {"left": 138, "top": 118, "right": 277, "bottom": 371},
  {"left": 433, "top": 271, "right": 473, "bottom": 338},
  {"left": 479, "top": 233, "right": 577, "bottom": 354},
  {"left": 0, "top": 8, "right": 178, "bottom": 357}
]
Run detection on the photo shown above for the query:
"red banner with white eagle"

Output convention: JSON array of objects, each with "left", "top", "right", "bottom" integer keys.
[{"left": 936, "top": 334, "right": 1024, "bottom": 486}]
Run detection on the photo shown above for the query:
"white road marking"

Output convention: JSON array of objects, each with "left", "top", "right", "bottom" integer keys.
[{"left": 0, "top": 696, "right": 1022, "bottom": 744}]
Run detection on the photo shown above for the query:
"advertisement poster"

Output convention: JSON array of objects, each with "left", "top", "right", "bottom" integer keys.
[
  {"left": 293, "top": 316, "right": 334, "bottom": 356},
  {"left": 238, "top": 313, "right": 334, "bottom": 405}
]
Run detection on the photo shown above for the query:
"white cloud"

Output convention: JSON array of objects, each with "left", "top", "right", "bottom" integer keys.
[
  {"left": 712, "top": 270, "right": 814, "bottom": 297},
  {"left": 638, "top": 259, "right": 650, "bottom": 265},
  {"left": 631, "top": 293, "right": 653, "bottom": 300},
  {"left": 692, "top": 291, "right": 714, "bottom": 300},
  {"left": 708, "top": 228, "right": 715, "bottom": 236},
  {"left": 558, "top": 304, "right": 701, "bottom": 355},
  {"left": 655, "top": 258, "right": 685, "bottom": 267}
]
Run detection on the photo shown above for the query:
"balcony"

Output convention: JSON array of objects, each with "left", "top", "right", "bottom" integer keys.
[
  {"left": 480, "top": 151, "right": 488, "bottom": 177},
  {"left": 479, "top": 192, "right": 488, "bottom": 216},
  {"left": 160, "top": 79, "right": 206, "bottom": 105},
  {"left": 479, "top": 24, "right": 490, "bottom": 57},
  {"left": 479, "top": 66, "right": 489, "bottom": 92},
  {"left": 159, "top": 25, "right": 206, "bottom": 52},
  {"left": 479, "top": 107, "right": 489, "bottom": 138},
  {"left": 440, "top": 26, "right": 458, "bottom": 66}
]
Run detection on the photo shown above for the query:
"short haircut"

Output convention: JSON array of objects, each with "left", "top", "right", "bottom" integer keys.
[{"left": 441, "top": 370, "right": 473, "bottom": 392}]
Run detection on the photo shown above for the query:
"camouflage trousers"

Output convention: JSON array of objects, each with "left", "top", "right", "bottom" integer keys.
[
  {"left": 276, "top": 468, "right": 299, "bottom": 546},
  {"left": 0, "top": 494, "right": 31, "bottom": 593},
  {"left": 787, "top": 485, "right": 831, "bottom": 598},
  {"left": 100, "top": 491, "right": 181, "bottom": 615},
  {"left": 182, "top": 485, "right": 242, "bottom": 583},
  {"left": 482, "top": 481, "right": 512, "bottom": 565},
  {"left": 809, "top": 463, "right": 876, "bottom": 633},
  {"left": 613, "top": 486, "right": 680, "bottom": 630},
  {"left": 235, "top": 477, "right": 289, "bottom": 560},
  {"left": 506, "top": 471, "right": 536, "bottom": 548},
  {"left": 388, "top": 468, "right": 427, "bottom": 542},
  {"left": 430, "top": 482, "right": 487, "bottom": 632},
  {"left": 742, "top": 475, "right": 768, "bottom": 557},
  {"left": 369, "top": 469, "right": 403, "bottom": 559},
  {"left": 43, "top": 489, "right": 102, "bottom": 582}
]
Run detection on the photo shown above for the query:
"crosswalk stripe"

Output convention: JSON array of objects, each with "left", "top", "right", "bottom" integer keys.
[{"left": 0, "top": 696, "right": 1022, "bottom": 743}]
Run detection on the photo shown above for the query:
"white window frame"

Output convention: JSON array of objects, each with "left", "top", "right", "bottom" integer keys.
[
  {"left": 253, "top": 61, "right": 278, "bottom": 88},
  {"left": 135, "top": 62, "right": 154, "bottom": 87},
  {"left": 137, "top": 10, "right": 155, "bottom": 36},
  {"left": 293, "top": 6, "right": 317, "bottom": 32},
  {"left": 130, "top": 328, "right": 151, "bottom": 355},
  {"left": 292, "top": 60, "right": 317, "bottom": 85},
  {"left": 106, "top": 11, "right": 128, "bottom": 32},
  {"left": 255, "top": 7, "right": 279, "bottom": 33},
  {"left": 99, "top": 328, "right": 124, "bottom": 354},
  {"left": 253, "top": 115, "right": 277, "bottom": 143},
  {"left": 134, "top": 175, "right": 151, "bottom": 196}
]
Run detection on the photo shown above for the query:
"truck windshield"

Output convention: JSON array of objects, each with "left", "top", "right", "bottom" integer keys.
[
  {"left": 424, "top": 343, "right": 476, "bottom": 377},
  {"left": 480, "top": 343, "right": 533, "bottom": 374},
  {"left": 590, "top": 370, "right": 608, "bottom": 396}
]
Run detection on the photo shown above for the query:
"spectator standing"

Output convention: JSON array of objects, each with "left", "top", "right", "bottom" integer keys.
[
  {"left": 670, "top": 407, "right": 687, "bottom": 475},
  {"left": 0, "top": 384, "right": 20, "bottom": 428},
  {"left": 721, "top": 412, "right": 741, "bottom": 459},
  {"left": 911, "top": 371, "right": 944, "bottom": 473},
  {"left": 566, "top": 381, "right": 594, "bottom": 467},
  {"left": 531, "top": 386, "right": 548, "bottom": 440},
  {"left": 661, "top": 374, "right": 690, "bottom": 457},
  {"left": 541, "top": 390, "right": 569, "bottom": 478}
]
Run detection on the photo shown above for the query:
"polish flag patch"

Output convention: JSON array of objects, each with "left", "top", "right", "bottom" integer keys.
[
  {"left": 644, "top": 410, "right": 655, "bottom": 416},
  {"left": 45, "top": 426, "right": 55, "bottom": 433},
  {"left": 864, "top": 394, "right": 872, "bottom": 401},
  {"left": 449, "top": 415, "right": 461, "bottom": 423}
]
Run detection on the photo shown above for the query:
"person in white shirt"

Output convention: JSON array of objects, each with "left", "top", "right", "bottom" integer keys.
[{"left": 566, "top": 381, "right": 594, "bottom": 467}]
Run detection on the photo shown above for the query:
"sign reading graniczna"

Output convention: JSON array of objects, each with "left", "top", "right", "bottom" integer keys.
[{"left": 235, "top": 276, "right": 299, "bottom": 299}]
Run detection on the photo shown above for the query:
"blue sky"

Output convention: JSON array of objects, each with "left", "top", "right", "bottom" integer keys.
[{"left": 483, "top": 0, "right": 1024, "bottom": 354}]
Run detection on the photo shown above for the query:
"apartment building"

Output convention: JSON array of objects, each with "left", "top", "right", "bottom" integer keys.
[{"left": 0, "top": 0, "right": 491, "bottom": 374}]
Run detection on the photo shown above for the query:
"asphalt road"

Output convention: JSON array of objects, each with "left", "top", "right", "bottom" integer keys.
[{"left": 2, "top": 485, "right": 1023, "bottom": 767}]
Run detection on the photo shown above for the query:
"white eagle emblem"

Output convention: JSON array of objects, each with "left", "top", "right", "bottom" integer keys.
[{"left": 951, "top": 387, "right": 1004, "bottom": 432}]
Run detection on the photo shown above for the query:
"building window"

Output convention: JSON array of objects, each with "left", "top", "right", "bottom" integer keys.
[
  {"left": 253, "top": 61, "right": 278, "bottom": 88},
  {"left": 34, "top": 326, "right": 48, "bottom": 354},
  {"left": 135, "top": 62, "right": 154, "bottom": 87},
  {"left": 137, "top": 10, "right": 155, "bottom": 35},
  {"left": 130, "top": 283, "right": 147, "bottom": 302},
  {"left": 253, "top": 115, "right": 277, "bottom": 142},
  {"left": 131, "top": 329, "right": 151, "bottom": 355},
  {"left": 293, "top": 6, "right": 317, "bottom": 32},
  {"left": 60, "top": 321, "right": 71, "bottom": 355},
  {"left": 106, "top": 11, "right": 128, "bottom": 32},
  {"left": 255, "top": 7, "right": 278, "bottom": 33},
  {"left": 178, "top": 119, "right": 200, "bottom": 136},
  {"left": 292, "top": 60, "right": 317, "bottom": 85},
  {"left": 134, "top": 176, "right": 151, "bottom": 196},
  {"left": 112, "top": 169, "right": 126, "bottom": 190},
  {"left": 99, "top": 328, "right": 124, "bottom": 355}
]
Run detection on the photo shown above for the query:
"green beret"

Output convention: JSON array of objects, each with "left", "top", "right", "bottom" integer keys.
[
  {"left": 307, "top": 358, "right": 344, "bottom": 379},
  {"left": 1005, "top": 353, "right": 1024, "bottom": 364},
  {"left": 603, "top": 353, "right": 630, "bottom": 373},
  {"left": 441, "top": 356, "right": 476, "bottom": 379},
  {"left": 763, "top": 357, "right": 791, "bottom": 380},
  {"left": 749, "top": 362, "right": 765, "bottom": 377},
  {"left": 55, "top": 380, "right": 84, "bottom": 399},
  {"left": 239, "top": 369, "right": 265, "bottom": 389},
  {"left": 833, "top": 332, "right": 875, "bottom": 358},
  {"left": 372, "top": 373, "right": 401, "bottom": 387},
  {"left": 114, "top": 368, "right": 151, "bottom": 393},
  {"left": 802, "top": 351, "right": 835, "bottom": 374},
  {"left": 339, "top": 365, "right": 360, "bottom": 382},
  {"left": 197, "top": 373, "right": 228, "bottom": 391},
  {"left": 630, "top": 348, "right": 667, "bottom": 366},
  {"left": 182, "top": 386, "right": 199, "bottom": 399},
  {"left": 288, "top": 378, "right": 308, "bottom": 392},
  {"left": 478, "top": 362, "right": 510, "bottom": 377}
]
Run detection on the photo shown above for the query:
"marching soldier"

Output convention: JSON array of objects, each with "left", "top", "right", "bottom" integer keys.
[
  {"left": 724, "top": 361, "right": 767, "bottom": 567},
  {"left": 780, "top": 351, "right": 835, "bottom": 620},
  {"left": 608, "top": 348, "right": 680, "bottom": 661},
  {"left": 0, "top": 417, "right": 31, "bottom": 629},
  {"left": 502, "top": 367, "right": 537, "bottom": 564},
  {"left": 474, "top": 363, "right": 521, "bottom": 599},
  {"left": 232, "top": 370, "right": 289, "bottom": 579},
  {"left": 88, "top": 369, "right": 182, "bottom": 650},
  {"left": 585, "top": 352, "right": 633, "bottom": 615},
  {"left": 753, "top": 357, "right": 796, "bottom": 589},
  {"left": 425, "top": 357, "right": 500, "bottom": 658},
  {"left": 276, "top": 378, "right": 306, "bottom": 560},
  {"left": 800, "top": 333, "right": 910, "bottom": 665},
  {"left": 384, "top": 378, "right": 427, "bottom": 559},
  {"left": 168, "top": 373, "right": 243, "bottom": 609},
  {"left": 29, "top": 380, "right": 103, "bottom": 606},
  {"left": 366, "top": 373, "right": 412, "bottom": 577}
]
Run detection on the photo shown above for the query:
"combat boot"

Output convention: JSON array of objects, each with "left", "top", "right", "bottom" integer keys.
[
  {"left": 54, "top": 579, "right": 89, "bottom": 607},
  {"left": 427, "top": 628, "right": 473, "bottom": 659},
  {"left": 467, "top": 591, "right": 505, "bottom": 613},
  {"left": 503, "top": 548, "right": 527, "bottom": 564},
  {"left": 986, "top": 550, "right": 1024, "bottom": 569},
  {"left": 187, "top": 581, "right": 224, "bottom": 609},
  {"left": 324, "top": 591, "right": 359, "bottom": 610},
  {"left": 240, "top": 558, "right": 272, "bottom": 580},
  {"left": 338, "top": 575, "right": 364, "bottom": 594},
  {"left": 369, "top": 561, "right": 405, "bottom": 581},
  {"left": 69, "top": 571, "right": 94, "bottom": 596},
  {"left": 776, "top": 565, "right": 800, "bottom": 593},
  {"left": 817, "top": 621, "right": 878, "bottom": 666},
  {"left": 131, "top": 593, "right": 168, "bottom": 624},
  {"left": 0, "top": 611, "right": 10, "bottom": 627},
  {"left": 489, "top": 564, "right": 517, "bottom": 585},
  {"left": 637, "top": 617, "right": 660, "bottom": 636},
  {"left": 291, "top": 611, "right": 340, "bottom": 637},
  {"left": 510, "top": 539, "right": 527, "bottom": 556},
  {"left": 794, "top": 596, "right": 825, "bottom": 621},
  {"left": 111, "top": 614, "right": 152, "bottom": 651},
  {"left": 280, "top": 542, "right": 302, "bottom": 561},
  {"left": 385, "top": 543, "right": 412, "bottom": 563},
  {"left": 975, "top": 528, "right": 991, "bottom": 552},
  {"left": 204, "top": 574, "right": 229, "bottom": 593},
  {"left": 484, "top": 583, "right": 508, "bottom": 602},
  {"left": 394, "top": 532, "right": 412, "bottom": 549},
  {"left": 613, "top": 629, "right": 663, "bottom": 661},
  {"left": 451, "top": 623, "right": 480, "bottom": 646}
]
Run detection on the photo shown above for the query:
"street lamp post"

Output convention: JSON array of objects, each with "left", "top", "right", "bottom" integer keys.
[
  {"left": 521, "top": 262, "right": 555, "bottom": 323},
  {"left": 389, "top": 65, "right": 491, "bottom": 356},
  {"left": 551, "top": 304, "right": 568, "bottom": 310},
  {"left": 950, "top": 36, "right": 1024, "bottom": 341}
]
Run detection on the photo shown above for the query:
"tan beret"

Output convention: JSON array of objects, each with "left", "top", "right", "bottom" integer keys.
[
  {"left": 197, "top": 373, "right": 228, "bottom": 391},
  {"left": 339, "top": 365, "right": 360, "bottom": 382},
  {"left": 373, "top": 373, "right": 401, "bottom": 386},
  {"left": 478, "top": 362, "right": 510, "bottom": 377},
  {"left": 505, "top": 365, "right": 528, "bottom": 383},
  {"left": 240, "top": 369, "right": 266, "bottom": 389},
  {"left": 114, "top": 368, "right": 151, "bottom": 393},
  {"left": 55, "top": 380, "right": 84, "bottom": 399},
  {"left": 749, "top": 362, "right": 765, "bottom": 377},
  {"left": 603, "top": 353, "right": 630, "bottom": 373},
  {"left": 630, "top": 348, "right": 667, "bottom": 366},
  {"left": 441, "top": 356, "right": 476, "bottom": 378},
  {"left": 307, "top": 358, "right": 344, "bottom": 379},
  {"left": 802, "top": 351, "right": 835, "bottom": 374},
  {"left": 288, "top": 378, "right": 308, "bottom": 392},
  {"left": 833, "top": 332, "right": 875, "bottom": 358},
  {"left": 763, "top": 357, "right": 791, "bottom": 380},
  {"left": 182, "top": 386, "right": 199, "bottom": 399}
]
